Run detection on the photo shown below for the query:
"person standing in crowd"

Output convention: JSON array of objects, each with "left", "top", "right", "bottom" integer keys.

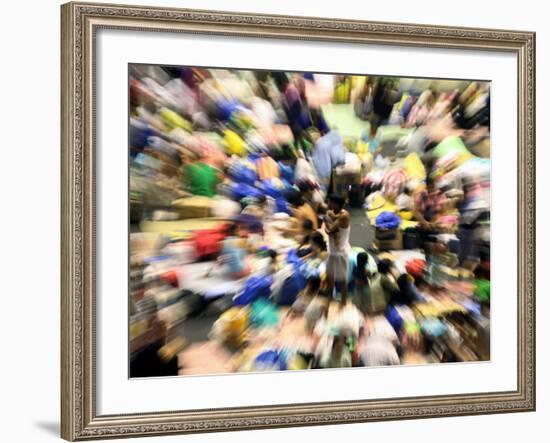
[
  {"left": 311, "top": 129, "right": 346, "bottom": 194},
  {"left": 324, "top": 195, "right": 351, "bottom": 307},
  {"left": 371, "top": 77, "right": 401, "bottom": 125},
  {"left": 272, "top": 72, "right": 311, "bottom": 149}
]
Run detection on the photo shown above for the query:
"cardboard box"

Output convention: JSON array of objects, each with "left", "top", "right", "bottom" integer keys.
[
  {"left": 171, "top": 196, "right": 213, "bottom": 219},
  {"left": 375, "top": 227, "right": 403, "bottom": 250},
  {"left": 332, "top": 167, "right": 363, "bottom": 199}
]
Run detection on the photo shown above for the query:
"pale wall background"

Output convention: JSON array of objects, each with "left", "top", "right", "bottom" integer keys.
[{"left": 0, "top": 1, "right": 546, "bottom": 442}]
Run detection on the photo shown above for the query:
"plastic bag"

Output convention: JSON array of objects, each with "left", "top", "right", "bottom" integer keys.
[
  {"left": 230, "top": 182, "right": 263, "bottom": 201},
  {"left": 209, "top": 307, "right": 249, "bottom": 346},
  {"left": 224, "top": 129, "right": 247, "bottom": 157},
  {"left": 278, "top": 161, "right": 294, "bottom": 183},
  {"left": 251, "top": 350, "right": 288, "bottom": 371},
  {"left": 234, "top": 275, "right": 273, "bottom": 306},
  {"left": 385, "top": 304, "right": 404, "bottom": 334},
  {"left": 375, "top": 211, "right": 401, "bottom": 230},
  {"left": 250, "top": 299, "right": 280, "bottom": 328},
  {"left": 403, "top": 152, "right": 426, "bottom": 181},
  {"left": 261, "top": 179, "right": 284, "bottom": 199},
  {"left": 275, "top": 198, "right": 290, "bottom": 214},
  {"left": 229, "top": 162, "right": 257, "bottom": 186},
  {"left": 275, "top": 250, "right": 308, "bottom": 306}
]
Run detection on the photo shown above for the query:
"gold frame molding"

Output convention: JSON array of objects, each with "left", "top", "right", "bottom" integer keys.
[{"left": 61, "top": 1, "right": 536, "bottom": 440}]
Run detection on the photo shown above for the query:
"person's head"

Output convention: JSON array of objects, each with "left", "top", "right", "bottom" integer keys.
[
  {"left": 310, "top": 232, "right": 327, "bottom": 253},
  {"left": 425, "top": 175, "right": 436, "bottom": 192},
  {"left": 297, "top": 180, "right": 315, "bottom": 200},
  {"left": 377, "top": 258, "right": 394, "bottom": 275},
  {"left": 356, "top": 252, "right": 369, "bottom": 269},
  {"left": 272, "top": 72, "right": 289, "bottom": 93},
  {"left": 286, "top": 188, "right": 305, "bottom": 208},
  {"left": 301, "top": 219, "right": 314, "bottom": 235},
  {"left": 474, "top": 263, "right": 489, "bottom": 280},
  {"left": 369, "top": 118, "right": 379, "bottom": 137},
  {"left": 257, "top": 195, "right": 267, "bottom": 207},
  {"left": 226, "top": 222, "right": 239, "bottom": 237},
  {"left": 328, "top": 194, "right": 345, "bottom": 213},
  {"left": 267, "top": 249, "right": 278, "bottom": 263},
  {"left": 306, "top": 276, "right": 321, "bottom": 295}
]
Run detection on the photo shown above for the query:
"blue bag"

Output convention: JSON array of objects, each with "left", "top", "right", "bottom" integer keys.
[
  {"left": 252, "top": 350, "right": 287, "bottom": 371},
  {"left": 217, "top": 99, "right": 240, "bottom": 121},
  {"left": 276, "top": 250, "right": 307, "bottom": 306},
  {"left": 278, "top": 162, "right": 295, "bottom": 183},
  {"left": 229, "top": 163, "right": 257, "bottom": 186},
  {"left": 275, "top": 198, "right": 290, "bottom": 214},
  {"left": 230, "top": 182, "right": 263, "bottom": 201},
  {"left": 278, "top": 274, "right": 305, "bottom": 306},
  {"left": 130, "top": 119, "right": 157, "bottom": 150},
  {"left": 261, "top": 179, "right": 283, "bottom": 199},
  {"left": 233, "top": 275, "right": 273, "bottom": 306},
  {"left": 385, "top": 305, "right": 404, "bottom": 334}
]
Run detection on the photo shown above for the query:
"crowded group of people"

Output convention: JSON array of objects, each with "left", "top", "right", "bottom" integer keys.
[{"left": 129, "top": 65, "right": 491, "bottom": 377}]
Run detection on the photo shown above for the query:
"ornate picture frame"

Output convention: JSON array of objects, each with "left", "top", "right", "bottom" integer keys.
[{"left": 61, "top": 2, "right": 535, "bottom": 440}]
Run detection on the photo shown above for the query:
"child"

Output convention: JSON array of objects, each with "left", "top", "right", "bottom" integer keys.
[
  {"left": 291, "top": 276, "right": 322, "bottom": 317},
  {"left": 362, "top": 118, "right": 383, "bottom": 155},
  {"left": 302, "top": 277, "right": 328, "bottom": 332},
  {"left": 319, "top": 332, "right": 352, "bottom": 369},
  {"left": 266, "top": 249, "right": 279, "bottom": 275},
  {"left": 324, "top": 195, "right": 351, "bottom": 307},
  {"left": 301, "top": 231, "right": 327, "bottom": 262},
  {"left": 352, "top": 252, "right": 372, "bottom": 315},
  {"left": 368, "top": 259, "right": 399, "bottom": 314},
  {"left": 219, "top": 223, "right": 251, "bottom": 279}
]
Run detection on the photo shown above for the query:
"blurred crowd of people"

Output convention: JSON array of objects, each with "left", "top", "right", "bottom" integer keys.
[{"left": 128, "top": 64, "right": 491, "bottom": 377}]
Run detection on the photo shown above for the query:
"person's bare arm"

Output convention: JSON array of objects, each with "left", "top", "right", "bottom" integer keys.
[
  {"left": 339, "top": 211, "right": 350, "bottom": 229},
  {"left": 325, "top": 209, "right": 349, "bottom": 232},
  {"left": 275, "top": 217, "right": 301, "bottom": 236}
]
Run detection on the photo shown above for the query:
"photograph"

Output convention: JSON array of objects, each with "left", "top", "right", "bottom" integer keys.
[{"left": 128, "top": 65, "right": 491, "bottom": 377}]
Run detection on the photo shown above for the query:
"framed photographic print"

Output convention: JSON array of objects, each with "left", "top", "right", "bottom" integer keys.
[{"left": 61, "top": 1, "right": 536, "bottom": 440}]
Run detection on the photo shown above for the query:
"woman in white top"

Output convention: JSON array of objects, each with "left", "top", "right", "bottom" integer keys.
[{"left": 324, "top": 195, "right": 351, "bottom": 307}]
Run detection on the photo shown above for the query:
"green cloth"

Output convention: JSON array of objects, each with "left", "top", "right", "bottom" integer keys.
[
  {"left": 250, "top": 299, "right": 280, "bottom": 328},
  {"left": 432, "top": 135, "right": 470, "bottom": 159},
  {"left": 474, "top": 279, "right": 490, "bottom": 303},
  {"left": 182, "top": 162, "right": 219, "bottom": 197}
]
